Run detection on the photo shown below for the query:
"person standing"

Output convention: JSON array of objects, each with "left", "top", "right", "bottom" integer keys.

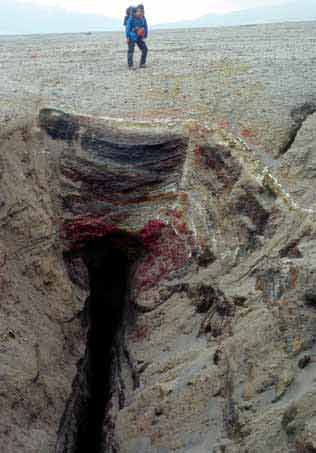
[{"left": 126, "top": 5, "right": 148, "bottom": 70}]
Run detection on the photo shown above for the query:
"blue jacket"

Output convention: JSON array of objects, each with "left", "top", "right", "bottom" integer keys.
[{"left": 126, "top": 16, "right": 148, "bottom": 42}]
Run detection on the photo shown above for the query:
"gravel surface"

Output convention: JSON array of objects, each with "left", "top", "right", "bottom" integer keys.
[{"left": 1, "top": 22, "right": 316, "bottom": 150}]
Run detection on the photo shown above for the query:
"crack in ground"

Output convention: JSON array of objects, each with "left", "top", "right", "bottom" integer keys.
[
  {"left": 279, "top": 102, "right": 316, "bottom": 155},
  {"left": 216, "top": 127, "right": 316, "bottom": 216},
  {"left": 56, "top": 234, "right": 143, "bottom": 453}
]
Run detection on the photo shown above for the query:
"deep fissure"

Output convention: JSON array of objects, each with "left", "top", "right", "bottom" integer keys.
[
  {"left": 57, "top": 234, "right": 143, "bottom": 453},
  {"left": 279, "top": 102, "right": 316, "bottom": 155}
]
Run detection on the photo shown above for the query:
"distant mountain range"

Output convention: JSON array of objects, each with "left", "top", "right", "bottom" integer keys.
[
  {"left": 158, "top": 0, "right": 316, "bottom": 29},
  {"left": 0, "top": 1, "right": 121, "bottom": 35},
  {"left": 0, "top": 0, "right": 315, "bottom": 35}
]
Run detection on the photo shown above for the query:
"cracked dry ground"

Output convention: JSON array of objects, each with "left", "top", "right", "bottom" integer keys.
[{"left": 1, "top": 21, "right": 316, "bottom": 453}]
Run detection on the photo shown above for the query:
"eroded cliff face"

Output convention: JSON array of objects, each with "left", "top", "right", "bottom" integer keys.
[{"left": 2, "top": 103, "right": 316, "bottom": 453}]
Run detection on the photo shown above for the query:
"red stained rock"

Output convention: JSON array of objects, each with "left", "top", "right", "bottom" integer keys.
[
  {"left": 135, "top": 219, "right": 193, "bottom": 291},
  {"left": 241, "top": 129, "right": 254, "bottom": 138},
  {"left": 139, "top": 220, "right": 166, "bottom": 249},
  {"left": 61, "top": 216, "right": 120, "bottom": 249}
]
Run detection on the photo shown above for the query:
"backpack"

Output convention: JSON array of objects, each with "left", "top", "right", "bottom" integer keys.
[
  {"left": 137, "top": 4, "right": 145, "bottom": 14},
  {"left": 123, "top": 6, "right": 136, "bottom": 26}
]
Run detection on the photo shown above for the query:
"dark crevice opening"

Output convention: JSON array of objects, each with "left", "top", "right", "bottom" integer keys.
[
  {"left": 279, "top": 102, "right": 316, "bottom": 155},
  {"left": 56, "top": 233, "right": 143, "bottom": 453}
]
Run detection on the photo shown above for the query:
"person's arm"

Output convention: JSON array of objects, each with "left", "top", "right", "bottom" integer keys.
[
  {"left": 126, "top": 17, "right": 132, "bottom": 40},
  {"left": 144, "top": 18, "right": 148, "bottom": 38}
]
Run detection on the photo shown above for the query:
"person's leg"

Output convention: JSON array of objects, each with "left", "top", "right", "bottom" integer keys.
[
  {"left": 137, "top": 40, "right": 148, "bottom": 67},
  {"left": 127, "top": 41, "right": 135, "bottom": 67}
]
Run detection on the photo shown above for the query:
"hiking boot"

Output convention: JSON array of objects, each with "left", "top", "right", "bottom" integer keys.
[
  {"left": 128, "top": 65, "right": 136, "bottom": 70},
  {"left": 139, "top": 64, "right": 147, "bottom": 69}
]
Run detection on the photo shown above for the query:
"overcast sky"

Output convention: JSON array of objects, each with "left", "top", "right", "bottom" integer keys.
[{"left": 16, "top": 0, "right": 291, "bottom": 23}]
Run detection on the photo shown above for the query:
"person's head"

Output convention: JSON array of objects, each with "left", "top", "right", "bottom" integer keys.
[
  {"left": 135, "top": 4, "right": 144, "bottom": 18},
  {"left": 127, "top": 6, "right": 136, "bottom": 17}
]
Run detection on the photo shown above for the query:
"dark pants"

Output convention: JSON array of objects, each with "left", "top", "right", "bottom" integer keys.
[{"left": 128, "top": 39, "right": 148, "bottom": 67}]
